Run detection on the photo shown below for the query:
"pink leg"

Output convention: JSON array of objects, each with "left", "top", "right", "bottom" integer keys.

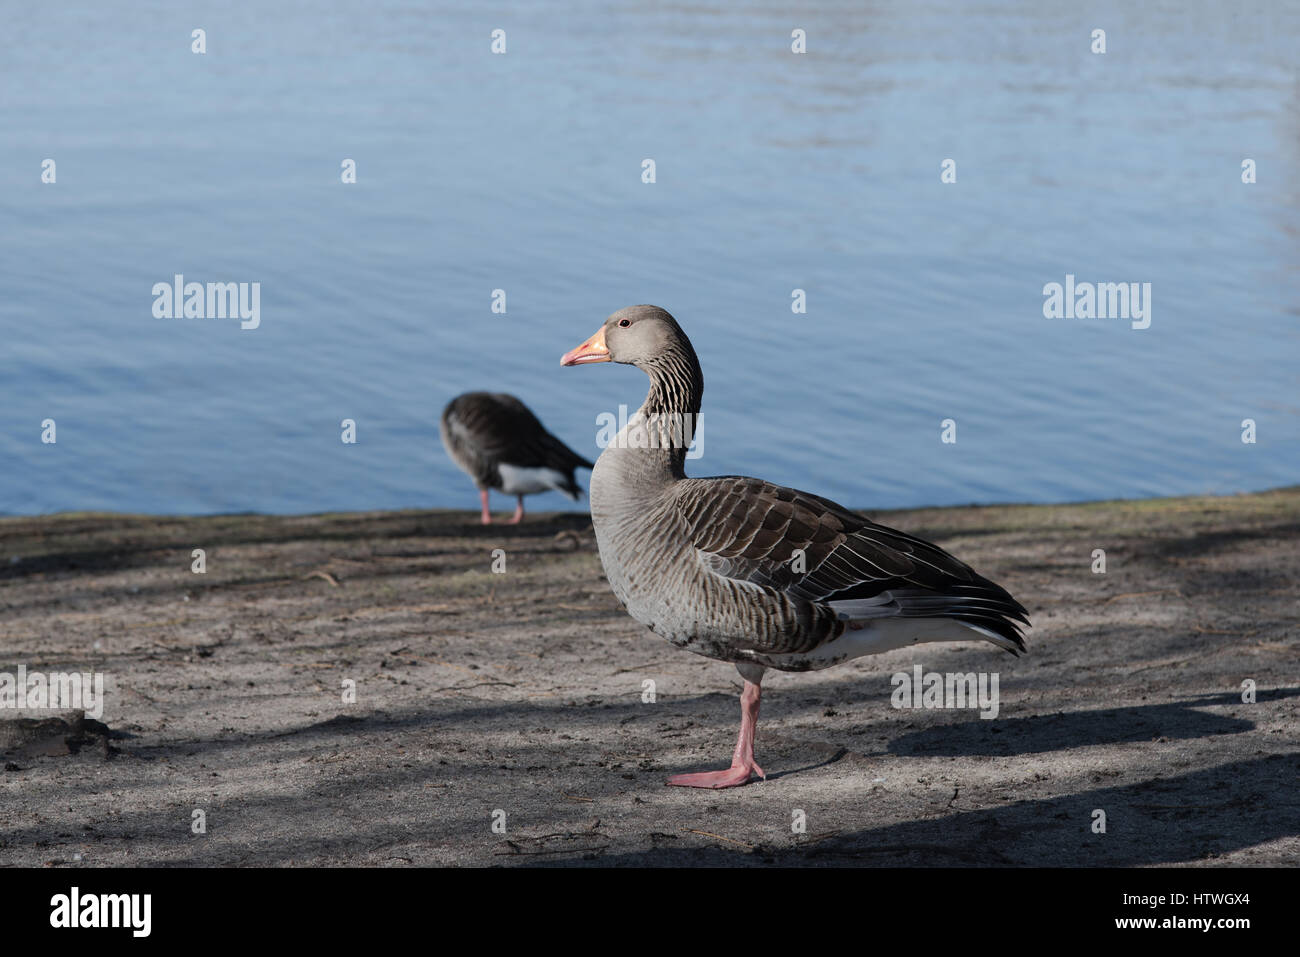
[
  {"left": 667, "top": 677, "right": 766, "bottom": 789},
  {"left": 479, "top": 489, "right": 492, "bottom": 525},
  {"left": 506, "top": 495, "right": 524, "bottom": 524}
]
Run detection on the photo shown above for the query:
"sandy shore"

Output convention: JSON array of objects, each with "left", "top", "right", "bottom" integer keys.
[{"left": 1, "top": 488, "right": 1296, "bottom": 867}]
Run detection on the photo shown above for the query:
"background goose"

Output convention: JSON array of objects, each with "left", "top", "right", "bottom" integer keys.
[
  {"left": 440, "top": 392, "right": 593, "bottom": 524},
  {"left": 561, "top": 305, "right": 1030, "bottom": 789}
]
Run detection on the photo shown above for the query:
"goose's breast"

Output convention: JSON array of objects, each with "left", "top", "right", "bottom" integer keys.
[
  {"left": 590, "top": 502, "right": 703, "bottom": 643},
  {"left": 589, "top": 451, "right": 778, "bottom": 659}
]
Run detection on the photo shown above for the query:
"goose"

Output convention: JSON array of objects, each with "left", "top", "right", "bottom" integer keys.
[
  {"left": 440, "top": 392, "right": 594, "bottom": 524},
  {"left": 561, "top": 305, "right": 1029, "bottom": 788}
]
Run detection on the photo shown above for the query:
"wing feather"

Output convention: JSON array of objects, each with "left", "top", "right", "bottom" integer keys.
[{"left": 672, "top": 476, "right": 1028, "bottom": 653}]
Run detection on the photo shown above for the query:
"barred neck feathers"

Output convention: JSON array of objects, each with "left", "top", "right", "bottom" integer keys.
[{"left": 626, "top": 339, "right": 704, "bottom": 480}]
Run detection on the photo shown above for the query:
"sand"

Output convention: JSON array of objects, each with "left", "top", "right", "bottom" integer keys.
[{"left": 0, "top": 488, "right": 1296, "bottom": 866}]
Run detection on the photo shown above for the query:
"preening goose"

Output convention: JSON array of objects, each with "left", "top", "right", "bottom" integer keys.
[
  {"left": 561, "top": 305, "right": 1029, "bottom": 789},
  {"left": 440, "top": 392, "right": 594, "bottom": 524}
]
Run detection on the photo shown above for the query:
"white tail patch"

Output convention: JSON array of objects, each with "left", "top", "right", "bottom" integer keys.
[
  {"left": 765, "top": 617, "right": 1015, "bottom": 671},
  {"left": 497, "top": 464, "right": 579, "bottom": 499}
]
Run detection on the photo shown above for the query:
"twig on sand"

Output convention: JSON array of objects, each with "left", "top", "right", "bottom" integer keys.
[
  {"left": 124, "top": 618, "right": 188, "bottom": 629},
  {"left": 432, "top": 678, "right": 517, "bottom": 692},
  {"left": 611, "top": 661, "right": 669, "bottom": 675},
  {"left": 495, "top": 843, "right": 610, "bottom": 857},
  {"left": 493, "top": 824, "right": 608, "bottom": 857},
  {"left": 553, "top": 530, "right": 583, "bottom": 550},
  {"left": 1127, "top": 642, "right": 1238, "bottom": 674},
  {"left": 1104, "top": 589, "right": 1180, "bottom": 605},
  {"left": 683, "top": 828, "right": 753, "bottom": 849},
  {"left": 1190, "top": 625, "right": 1257, "bottom": 637}
]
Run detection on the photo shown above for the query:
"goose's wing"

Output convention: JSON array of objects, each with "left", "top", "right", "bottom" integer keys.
[{"left": 672, "top": 476, "right": 1028, "bottom": 651}]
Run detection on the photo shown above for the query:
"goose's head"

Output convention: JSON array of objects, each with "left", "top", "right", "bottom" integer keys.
[{"left": 560, "top": 305, "right": 689, "bottom": 369}]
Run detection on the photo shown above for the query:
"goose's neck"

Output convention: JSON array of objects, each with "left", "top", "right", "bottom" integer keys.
[
  {"left": 642, "top": 346, "right": 703, "bottom": 421},
  {"left": 605, "top": 346, "right": 704, "bottom": 484}
]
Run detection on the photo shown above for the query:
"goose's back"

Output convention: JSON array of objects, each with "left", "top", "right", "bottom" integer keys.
[{"left": 441, "top": 392, "right": 592, "bottom": 492}]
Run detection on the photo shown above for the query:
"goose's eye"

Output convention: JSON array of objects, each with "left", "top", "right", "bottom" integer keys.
[{"left": 619, "top": 319, "right": 631, "bottom": 327}]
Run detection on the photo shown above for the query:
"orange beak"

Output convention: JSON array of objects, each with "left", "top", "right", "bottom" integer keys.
[{"left": 560, "top": 325, "right": 611, "bottom": 366}]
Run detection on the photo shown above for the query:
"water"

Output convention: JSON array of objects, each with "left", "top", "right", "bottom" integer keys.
[{"left": 3, "top": 1, "right": 1297, "bottom": 517}]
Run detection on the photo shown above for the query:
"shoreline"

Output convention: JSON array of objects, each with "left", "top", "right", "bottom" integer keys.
[{"left": 7, "top": 482, "right": 1296, "bottom": 523}]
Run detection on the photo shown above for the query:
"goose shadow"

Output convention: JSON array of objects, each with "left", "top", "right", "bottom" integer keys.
[
  {"left": 885, "top": 688, "right": 1298, "bottom": 758},
  {"left": 763, "top": 747, "right": 851, "bottom": 782},
  {"left": 570, "top": 753, "right": 1300, "bottom": 867}
]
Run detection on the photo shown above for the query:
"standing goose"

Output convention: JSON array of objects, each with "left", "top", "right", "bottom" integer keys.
[
  {"left": 561, "top": 305, "right": 1029, "bottom": 789},
  {"left": 440, "top": 392, "right": 593, "bottom": 524}
]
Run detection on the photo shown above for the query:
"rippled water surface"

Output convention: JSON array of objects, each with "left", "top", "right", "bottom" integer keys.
[{"left": 3, "top": 1, "right": 1297, "bottom": 516}]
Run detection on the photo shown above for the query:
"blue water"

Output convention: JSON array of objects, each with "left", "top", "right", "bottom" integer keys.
[{"left": 3, "top": 1, "right": 1297, "bottom": 516}]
